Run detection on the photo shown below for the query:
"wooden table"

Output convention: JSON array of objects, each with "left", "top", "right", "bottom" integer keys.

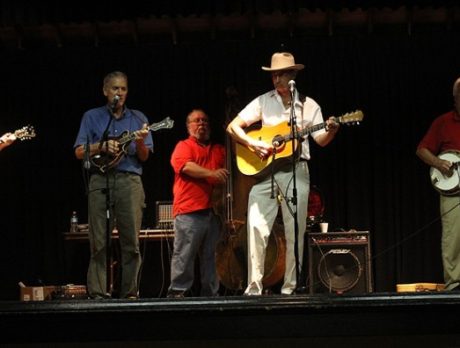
[{"left": 63, "top": 228, "right": 174, "bottom": 241}]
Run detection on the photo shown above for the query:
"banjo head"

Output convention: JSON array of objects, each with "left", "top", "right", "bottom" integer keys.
[{"left": 430, "top": 151, "right": 460, "bottom": 196}]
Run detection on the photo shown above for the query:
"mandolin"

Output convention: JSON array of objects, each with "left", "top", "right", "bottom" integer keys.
[{"left": 91, "top": 116, "right": 174, "bottom": 173}]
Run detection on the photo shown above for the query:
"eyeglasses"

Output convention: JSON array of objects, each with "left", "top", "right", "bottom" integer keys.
[{"left": 189, "top": 118, "right": 209, "bottom": 124}]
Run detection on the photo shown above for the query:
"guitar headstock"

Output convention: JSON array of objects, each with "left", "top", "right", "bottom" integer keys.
[
  {"left": 337, "top": 110, "right": 364, "bottom": 125},
  {"left": 160, "top": 116, "right": 174, "bottom": 129},
  {"left": 14, "top": 125, "right": 36, "bottom": 141},
  {"left": 150, "top": 117, "right": 175, "bottom": 131}
]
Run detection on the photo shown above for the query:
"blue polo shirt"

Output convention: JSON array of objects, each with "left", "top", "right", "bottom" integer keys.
[{"left": 74, "top": 106, "right": 154, "bottom": 175}]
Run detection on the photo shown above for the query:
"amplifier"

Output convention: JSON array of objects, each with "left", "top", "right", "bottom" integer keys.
[
  {"left": 155, "top": 201, "right": 173, "bottom": 229},
  {"left": 308, "top": 231, "right": 373, "bottom": 294}
]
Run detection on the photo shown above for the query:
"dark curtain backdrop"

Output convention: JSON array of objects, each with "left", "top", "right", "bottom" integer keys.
[{"left": 0, "top": 31, "right": 458, "bottom": 299}]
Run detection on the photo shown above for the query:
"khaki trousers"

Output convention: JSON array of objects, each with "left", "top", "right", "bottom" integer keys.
[
  {"left": 441, "top": 194, "right": 460, "bottom": 290},
  {"left": 87, "top": 172, "right": 145, "bottom": 298}
]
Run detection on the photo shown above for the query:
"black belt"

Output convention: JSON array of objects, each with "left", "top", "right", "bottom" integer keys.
[
  {"left": 92, "top": 171, "right": 139, "bottom": 177},
  {"left": 117, "top": 171, "right": 139, "bottom": 176},
  {"left": 192, "top": 208, "right": 213, "bottom": 215}
]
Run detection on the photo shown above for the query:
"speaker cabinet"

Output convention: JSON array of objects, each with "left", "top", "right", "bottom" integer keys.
[{"left": 308, "top": 231, "right": 373, "bottom": 294}]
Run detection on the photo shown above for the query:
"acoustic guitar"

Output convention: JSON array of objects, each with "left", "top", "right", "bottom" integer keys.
[
  {"left": 91, "top": 116, "right": 174, "bottom": 173},
  {"left": 430, "top": 150, "right": 460, "bottom": 196},
  {"left": 235, "top": 110, "right": 363, "bottom": 177}
]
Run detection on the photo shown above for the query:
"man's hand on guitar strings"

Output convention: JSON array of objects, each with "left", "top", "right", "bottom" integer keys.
[
  {"left": 134, "top": 123, "right": 149, "bottom": 142},
  {"left": 436, "top": 158, "right": 454, "bottom": 177},
  {"left": 102, "top": 139, "right": 120, "bottom": 156},
  {"left": 249, "top": 139, "right": 273, "bottom": 159}
]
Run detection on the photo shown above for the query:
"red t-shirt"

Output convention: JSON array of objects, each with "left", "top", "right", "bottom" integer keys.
[
  {"left": 418, "top": 110, "right": 460, "bottom": 155},
  {"left": 170, "top": 136, "right": 225, "bottom": 217}
]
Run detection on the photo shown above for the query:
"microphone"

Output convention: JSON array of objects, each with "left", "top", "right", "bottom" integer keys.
[
  {"left": 110, "top": 95, "right": 120, "bottom": 111},
  {"left": 288, "top": 80, "right": 296, "bottom": 93},
  {"left": 83, "top": 137, "right": 91, "bottom": 170}
]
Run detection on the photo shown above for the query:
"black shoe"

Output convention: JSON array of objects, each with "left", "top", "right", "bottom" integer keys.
[
  {"left": 294, "top": 286, "right": 308, "bottom": 295},
  {"left": 89, "top": 293, "right": 111, "bottom": 300},
  {"left": 167, "top": 289, "right": 186, "bottom": 298}
]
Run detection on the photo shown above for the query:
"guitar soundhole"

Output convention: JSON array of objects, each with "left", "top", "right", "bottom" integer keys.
[{"left": 272, "top": 135, "right": 284, "bottom": 148}]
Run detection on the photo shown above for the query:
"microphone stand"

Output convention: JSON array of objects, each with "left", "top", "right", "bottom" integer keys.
[
  {"left": 288, "top": 86, "right": 302, "bottom": 293},
  {"left": 82, "top": 137, "right": 91, "bottom": 196},
  {"left": 270, "top": 151, "right": 277, "bottom": 199},
  {"left": 100, "top": 106, "right": 115, "bottom": 296}
]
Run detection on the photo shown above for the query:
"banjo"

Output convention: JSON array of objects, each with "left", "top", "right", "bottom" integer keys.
[{"left": 430, "top": 151, "right": 460, "bottom": 196}]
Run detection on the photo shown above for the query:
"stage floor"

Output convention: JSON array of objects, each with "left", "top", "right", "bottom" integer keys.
[{"left": 2, "top": 291, "right": 460, "bottom": 347}]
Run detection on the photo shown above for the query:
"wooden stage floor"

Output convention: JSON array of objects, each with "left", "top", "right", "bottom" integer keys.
[{"left": 2, "top": 292, "right": 460, "bottom": 347}]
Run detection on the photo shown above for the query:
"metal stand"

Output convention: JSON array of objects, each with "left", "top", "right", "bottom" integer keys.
[
  {"left": 100, "top": 111, "right": 114, "bottom": 295},
  {"left": 287, "top": 87, "right": 303, "bottom": 293}
]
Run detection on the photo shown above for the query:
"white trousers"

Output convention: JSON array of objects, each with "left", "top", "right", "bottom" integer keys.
[{"left": 245, "top": 161, "right": 310, "bottom": 295}]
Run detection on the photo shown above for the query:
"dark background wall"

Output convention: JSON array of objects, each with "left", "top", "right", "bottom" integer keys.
[{"left": 0, "top": 1, "right": 459, "bottom": 299}]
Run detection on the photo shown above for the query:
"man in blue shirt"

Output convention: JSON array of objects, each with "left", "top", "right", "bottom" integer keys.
[{"left": 74, "top": 71, "right": 153, "bottom": 299}]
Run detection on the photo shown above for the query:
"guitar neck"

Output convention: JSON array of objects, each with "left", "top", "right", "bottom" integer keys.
[
  {"left": 278, "top": 122, "right": 326, "bottom": 143},
  {"left": 117, "top": 123, "right": 169, "bottom": 145},
  {"left": 299, "top": 122, "right": 327, "bottom": 137},
  {"left": 284, "top": 114, "right": 352, "bottom": 141},
  {"left": 118, "top": 132, "right": 137, "bottom": 145}
]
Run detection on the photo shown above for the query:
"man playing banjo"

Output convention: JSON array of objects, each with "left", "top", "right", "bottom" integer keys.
[{"left": 416, "top": 77, "right": 460, "bottom": 291}]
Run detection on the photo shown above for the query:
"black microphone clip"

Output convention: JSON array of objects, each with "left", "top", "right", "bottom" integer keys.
[{"left": 83, "top": 138, "right": 91, "bottom": 170}]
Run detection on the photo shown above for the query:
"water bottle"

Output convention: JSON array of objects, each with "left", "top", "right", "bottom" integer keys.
[{"left": 70, "top": 211, "right": 79, "bottom": 233}]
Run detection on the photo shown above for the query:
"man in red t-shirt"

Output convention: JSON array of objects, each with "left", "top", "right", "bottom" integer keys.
[
  {"left": 417, "top": 77, "right": 460, "bottom": 291},
  {"left": 167, "top": 109, "right": 229, "bottom": 298}
]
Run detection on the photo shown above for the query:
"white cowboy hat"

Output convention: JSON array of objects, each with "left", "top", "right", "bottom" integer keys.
[{"left": 262, "top": 52, "right": 305, "bottom": 71}]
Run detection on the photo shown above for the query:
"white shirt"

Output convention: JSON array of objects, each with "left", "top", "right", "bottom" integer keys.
[{"left": 238, "top": 89, "right": 325, "bottom": 160}]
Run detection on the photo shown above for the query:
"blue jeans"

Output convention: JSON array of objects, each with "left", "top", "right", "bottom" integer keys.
[{"left": 169, "top": 209, "right": 221, "bottom": 296}]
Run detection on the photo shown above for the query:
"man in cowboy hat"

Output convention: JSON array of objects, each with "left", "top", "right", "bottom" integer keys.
[{"left": 227, "top": 51, "right": 339, "bottom": 295}]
